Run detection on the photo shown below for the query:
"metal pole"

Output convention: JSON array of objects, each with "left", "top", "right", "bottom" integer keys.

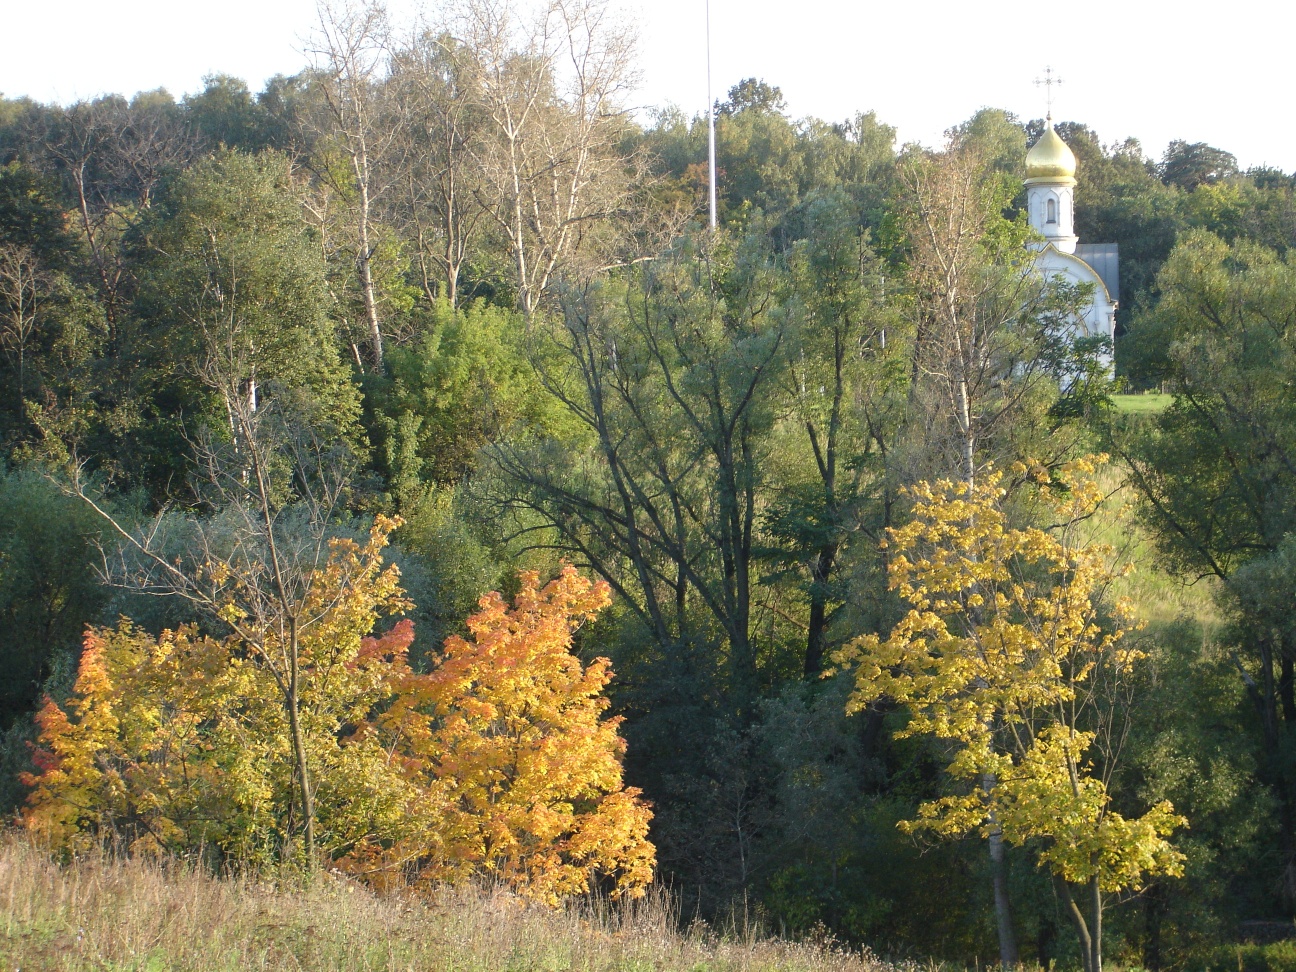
[{"left": 706, "top": 0, "right": 717, "bottom": 231}]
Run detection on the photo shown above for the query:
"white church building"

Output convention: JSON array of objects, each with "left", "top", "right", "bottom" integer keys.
[{"left": 1024, "top": 120, "right": 1118, "bottom": 370}]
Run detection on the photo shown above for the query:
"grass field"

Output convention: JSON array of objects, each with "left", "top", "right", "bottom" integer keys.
[
  {"left": 1111, "top": 394, "right": 1172, "bottom": 414},
  {"left": 1086, "top": 460, "right": 1222, "bottom": 637},
  {"left": 0, "top": 836, "right": 892, "bottom": 972}
]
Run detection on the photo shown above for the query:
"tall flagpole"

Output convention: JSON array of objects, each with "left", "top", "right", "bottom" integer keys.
[{"left": 706, "top": 0, "right": 717, "bottom": 231}]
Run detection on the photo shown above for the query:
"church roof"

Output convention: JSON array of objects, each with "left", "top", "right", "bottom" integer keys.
[{"left": 1074, "top": 244, "right": 1120, "bottom": 305}]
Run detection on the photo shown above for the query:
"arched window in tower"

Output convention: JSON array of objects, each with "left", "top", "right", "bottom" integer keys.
[{"left": 1046, "top": 197, "right": 1057, "bottom": 224}]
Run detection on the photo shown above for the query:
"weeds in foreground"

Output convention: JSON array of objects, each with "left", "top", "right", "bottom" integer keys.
[{"left": 0, "top": 834, "right": 895, "bottom": 972}]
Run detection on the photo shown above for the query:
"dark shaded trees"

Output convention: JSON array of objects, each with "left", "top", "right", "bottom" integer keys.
[
  {"left": 1161, "top": 140, "right": 1239, "bottom": 191},
  {"left": 131, "top": 149, "right": 362, "bottom": 466},
  {"left": 768, "top": 191, "right": 906, "bottom": 676},
  {"left": 0, "top": 469, "right": 106, "bottom": 728},
  {"left": 491, "top": 232, "right": 787, "bottom": 716},
  {"left": 1122, "top": 230, "right": 1296, "bottom": 908}
]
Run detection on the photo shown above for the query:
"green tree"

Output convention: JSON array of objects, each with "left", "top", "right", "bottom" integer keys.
[
  {"left": 0, "top": 163, "right": 105, "bottom": 448},
  {"left": 184, "top": 74, "right": 273, "bottom": 153},
  {"left": 1161, "top": 140, "right": 1239, "bottom": 191},
  {"left": 900, "top": 139, "right": 1104, "bottom": 491},
  {"left": 492, "top": 232, "right": 789, "bottom": 719},
  {"left": 0, "top": 468, "right": 106, "bottom": 729},
  {"left": 367, "top": 298, "right": 555, "bottom": 499},
  {"left": 948, "top": 108, "right": 1026, "bottom": 175},
  {"left": 718, "top": 78, "right": 786, "bottom": 117},
  {"left": 132, "top": 148, "right": 361, "bottom": 471},
  {"left": 1122, "top": 230, "right": 1296, "bottom": 905},
  {"left": 714, "top": 98, "right": 802, "bottom": 223},
  {"left": 767, "top": 190, "right": 907, "bottom": 675},
  {"left": 0, "top": 161, "right": 79, "bottom": 269}
]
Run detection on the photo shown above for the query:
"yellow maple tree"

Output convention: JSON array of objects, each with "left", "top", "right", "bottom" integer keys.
[
  {"left": 831, "top": 456, "right": 1184, "bottom": 972},
  {"left": 23, "top": 518, "right": 413, "bottom": 863}
]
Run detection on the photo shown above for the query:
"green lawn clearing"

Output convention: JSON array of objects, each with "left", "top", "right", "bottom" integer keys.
[{"left": 1112, "top": 393, "right": 1172, "bottom": 414}]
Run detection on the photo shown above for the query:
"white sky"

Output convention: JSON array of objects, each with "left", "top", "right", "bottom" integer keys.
[{"left": 1, "top": 0, "right": 1290, "bottom": 171}]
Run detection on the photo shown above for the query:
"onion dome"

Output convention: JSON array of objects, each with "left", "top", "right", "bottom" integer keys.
[{"left": 1025, "top": 121, "right": 1077, "bottom": 183}]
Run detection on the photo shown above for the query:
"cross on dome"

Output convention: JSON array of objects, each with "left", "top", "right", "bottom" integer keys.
[{"left": 1034, "top": 66, "right": 1063, "bottom": 122}]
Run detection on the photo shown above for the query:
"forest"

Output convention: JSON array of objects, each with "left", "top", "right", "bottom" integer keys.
[{"left": 3, "top": 1, "right": 1296, "bottom": 969}]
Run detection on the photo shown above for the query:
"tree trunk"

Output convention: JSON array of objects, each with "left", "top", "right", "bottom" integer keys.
[
  {"left": 356, "top": 171, "right": 383, "bottom": 370},
  {"left": 989, "top": 813, "right": 1019, "bottom": 966},
  {"left": 1256, "top": 635, "right": 1296, "bottom": 903},
  {"left": 804, "top": 542, "right": 838, "bottom": 676},
  {"left": 1089, "top": 876, "right": 1103, "bottom": 972},
  {"left": 1142, "top": 881, "right": 1165, "bottom": 971},
  {"left": 958, "top": 376, "right": 975, "bottom": 489},
  {"left": 285, "top": 619, "right": 316, "bottom": 865},
  {"left": 1055, "top": 874, "right": 1095, "bottom": 972},
  {"left": 1281, "top": 650, "right": 1295, "bottom": 724}
]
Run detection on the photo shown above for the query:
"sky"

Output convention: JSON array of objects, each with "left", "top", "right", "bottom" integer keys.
[{"left": 1, "top": 0, "right": 1290, "bottom": 171}]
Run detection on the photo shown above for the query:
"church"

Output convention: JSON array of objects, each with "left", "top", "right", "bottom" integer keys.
[{"left": 1024, "top": 119, "right": 1118, "bottom": 371}]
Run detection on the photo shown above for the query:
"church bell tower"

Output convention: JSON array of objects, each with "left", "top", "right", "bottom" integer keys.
[
  {"left": 1025, "top": 119, "right": 1079, "bottom": 253},
  {"left": 1019, "top": 74, "right": 1120, "bottom": 375}
]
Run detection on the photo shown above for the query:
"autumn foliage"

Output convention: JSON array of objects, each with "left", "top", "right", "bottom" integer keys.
[
  {"left": 348, "top": 567, "right": 655, "bottom": 902},
  {"left": 22, "top": 519, "right": 411, "bottom": 862},
  {"left": 21, "top": 528, "right": 654, "bottom": 903},
  {"left": 831, "top": 457, "right": 1183, "bottom": 972}
]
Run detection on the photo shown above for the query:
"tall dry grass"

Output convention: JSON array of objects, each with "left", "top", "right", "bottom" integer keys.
[{"left": 0, "top": 834, "right": 896, "bottom": 972}]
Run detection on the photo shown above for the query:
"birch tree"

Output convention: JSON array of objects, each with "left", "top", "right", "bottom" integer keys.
[
  {"left": 0, "top": 244, "right": 46, "bottom": 417},
  {"left": 309, "top": 0, "right": 399, "bottom": 368},
  {"left": 900, "top": 140, "right": 1105, "bottom": 964},
  {"left": 457, "top": 0, "right": 639, "bottom": 318},
  {"left": 903, "top": 141, "right": 1094, "bottom": 491},
  {"left": 388, "top": 28, "right": 488, "bottom": 307}
]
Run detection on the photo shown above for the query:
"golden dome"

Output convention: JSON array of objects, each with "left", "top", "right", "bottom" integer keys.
[{"left": 1025, "top": 122, "right": 1077, "bottom": 183}]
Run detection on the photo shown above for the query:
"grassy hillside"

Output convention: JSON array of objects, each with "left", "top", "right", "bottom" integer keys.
[{"left": 0, "top": 836, "right": 890, "bottom": 972}]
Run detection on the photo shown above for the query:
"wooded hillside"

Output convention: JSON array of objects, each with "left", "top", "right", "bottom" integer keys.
[{"left": 4, "top": 3, "right": 1296, "bottom": 968}]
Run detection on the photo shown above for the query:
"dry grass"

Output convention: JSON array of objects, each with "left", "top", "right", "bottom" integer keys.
[{"left": 0, "top": 834, "right": 895, "bottom": 972}]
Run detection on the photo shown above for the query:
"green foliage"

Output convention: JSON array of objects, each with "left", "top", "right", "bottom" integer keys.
[
  {"left": 0, "top": 161, "right": 79, "bottom": 268},
  {"left": 1112, "top": 393, "right": 1171, "bottom": 414},
  {"left": 6, "top": 47, "right": 1296, "bottom": 966},
  {"left": 0, "top": 468, "right": 106, "bottom": 728},
  {"left": 718, "top": 79, "right": 787, "bottom": 117},
  {"left": 764, "top": 190, "right": 908, "bottom": 674},
  {"left": 367, "top": 299, "right": 555, "bottom": 499},
  {"left": 1123, "top": 230, "right": 1296, "bottom": 576},
  {"left": 1210, "top": 941, "right": 1296, "bottom": 972},
  {"left": 1162, "top": 140, "right": 1240, "bottom": 190},
  {"left": 639, "top": 87, "right": 898, "bottom": 237},
  {"left": 183, "top": 74, "right": 275, "bottom": 153},
  {"left": 392, "top": 486, "right": 506, "bottom": 664},
  {"left": 951, "top": 108, "right": 1028, "bottom": 174},
  {"left": 130, "top": 149, "right": 363, "bottom": 483},
  {"left": 1113, "top": 618, "right": 1274, "bottom": 966}
]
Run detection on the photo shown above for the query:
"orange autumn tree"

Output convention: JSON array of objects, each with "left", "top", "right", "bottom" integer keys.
[
  {"left": 345, "top": 566, "right": 656, "bottom": 903},
  {"left": 23, "top": 547, "right": 654, "bottom": 902},
  {"left": 21, "top": 622, "right": 253, "bottom": 855}
]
